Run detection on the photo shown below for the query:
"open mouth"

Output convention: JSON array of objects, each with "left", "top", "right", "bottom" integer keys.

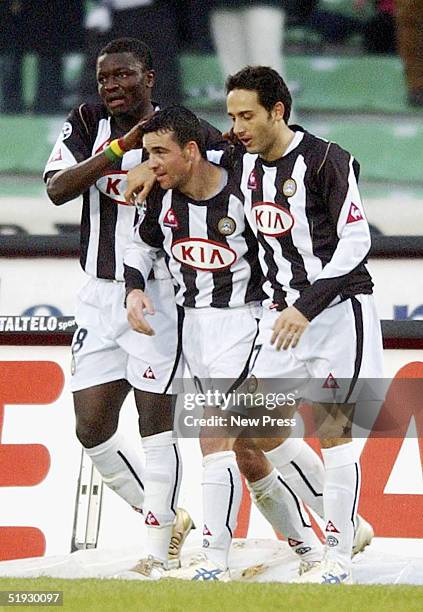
[
  {"left": 107, "top": 97, "right": 126, "bottom": 109},
  {"left": 240, "top": 137, "right": 252, "bottom": 147}
]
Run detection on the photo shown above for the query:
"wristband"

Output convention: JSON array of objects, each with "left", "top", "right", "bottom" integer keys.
[
  {"left": 104, "top": 145, "right": 121, "bottom": 162},
  {"left": 109, "top": 138, "right": 125, "bottom": 157}
]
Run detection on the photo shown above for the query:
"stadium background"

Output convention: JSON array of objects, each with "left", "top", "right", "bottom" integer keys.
[{"left": 0, "top": 0, "right": 422, "bottom": 602}]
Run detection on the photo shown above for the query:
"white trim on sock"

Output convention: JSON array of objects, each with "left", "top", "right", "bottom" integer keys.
[{"left": 265, "top": 436, "right": 303, "bottom": 466}]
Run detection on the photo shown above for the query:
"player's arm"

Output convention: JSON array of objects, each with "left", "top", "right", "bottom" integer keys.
[
  {"left": 293, "top": 144, "right": 371, "bottom": 321},
  {"left": 124, "top": 193, "right": 165, "bottom": 334},
  {"left": 45, "top": 114, "right": 145, "bottom": 206},
  {"left": 271, "top": 146, "right": 370, "bottom": 350},
  {"left": 124, "top": 160, "right": 156, "bottom": 204}
]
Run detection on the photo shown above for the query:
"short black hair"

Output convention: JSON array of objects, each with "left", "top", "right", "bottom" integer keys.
[
  {"left": 98, "top": 37, "right": 153, "bottom": 71},
  {"left": 142, "top": 106, "right": 206, "bottom": 157},
  {"left": 226, "top": 65, "right": 292, "bottom": 123}
]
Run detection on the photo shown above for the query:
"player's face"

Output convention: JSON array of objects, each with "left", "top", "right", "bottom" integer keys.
[
  {"left": 227, "top": 89, "right": 283, "bottom": 159},
  {"left": 144, "top": 130, "right": 192, "bottom": 190},
  {"left": 96, "top": 52, "right": 154, "bottom": 117}
]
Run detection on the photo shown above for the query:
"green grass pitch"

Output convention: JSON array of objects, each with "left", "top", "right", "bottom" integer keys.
[{"left": 0, "top": 579, "right": 422, "bottom": 612}]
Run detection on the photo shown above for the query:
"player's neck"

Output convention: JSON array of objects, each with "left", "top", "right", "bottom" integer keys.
[
  {"left": 179, "top": 160, "right": 227, "bottom": 201},
  {"left": 260, "top": 125, "right": 295, "bottom": 162}
]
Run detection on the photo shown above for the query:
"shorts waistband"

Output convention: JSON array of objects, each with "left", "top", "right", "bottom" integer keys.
[{"left": 183, "top": 302, "right": 261, "bottom": 316}]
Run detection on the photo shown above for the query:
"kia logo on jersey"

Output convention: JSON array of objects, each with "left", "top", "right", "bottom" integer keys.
[
  {"left": 96, "top": 171, "right": 131, "bottom": 206},
  {"left": 252, "top": 201, "right": 294, "bottom": 237},
  {"left": 171, "top": 238, "right": 237, "bottom": 271}
]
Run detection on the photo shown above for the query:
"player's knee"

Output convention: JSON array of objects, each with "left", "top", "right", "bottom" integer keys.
[
  {"left": 200, "top": 436, "right": 232, "bottom": 456},
  {"left": 75, "top": 416, "right": 117, "bottom": 448},
  {"left": 320, "top": 436, "right": 352, "bottom": 449},
  {"left": 235, "top": 441, "right": 271, "bottom": 482}
]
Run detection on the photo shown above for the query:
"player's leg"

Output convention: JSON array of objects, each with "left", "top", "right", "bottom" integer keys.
[
  {"left": 128, "top": 389, "right": 185, "bottom": 577},
  {"left": 72, "top": 336, "right": 145, "bottom": 512},
  {"left": 236, "top": 307, "right": 324, "bottom": 570},
  {"left": 296, "top": 294, "right": 384, "bottom": 584},
  {"left": 169, "top": 306, "right": 255, "bottom": 580},
  {"left": 244, "top": 5, "right": 285, "bottom": 75},
  {"left": 122, "top": 282, "right": 190, "bottom": 578},
  {"left": 235, "top": 437, "right": 322, "bottom": 570},
  {"left": 209, "top": 8, "right": 246, "bottom": 76}
]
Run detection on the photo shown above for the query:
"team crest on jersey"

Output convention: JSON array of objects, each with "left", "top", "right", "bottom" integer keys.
[
  {"left": 282, "top": 178, "right": 297, "bottom": 197},
  {"left": 171, "top": 238, "right": 237, "bottom": 271},
  {"left": 96, "top": 171, "right": 130, "bottom": 205},
  {"left": 61, "top": 122, "right": 72, "bottom": 140},
  {"left": 252, "top": 201, "right": 294, "bottom": 237},
  {"left": 247, "top": 169, "right": 258, "bottom": 190},
  {"left": 218, "top": 216, "right": 236, "bottom": 236},
  {"left": 163, "top": 208, "right": 180, "bottom": 229},
  {"left": 346, "top": 202, "right": 364, "bottom": 224}
]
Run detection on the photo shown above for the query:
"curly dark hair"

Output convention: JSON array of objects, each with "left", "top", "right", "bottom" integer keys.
[
  {"left": 98, "top": 37, "right": 153, "bottom": 71},
  {"left": 142, "top": 106, "right": 206, "bottom": 157},
  {"left": 226, "top": 65, "right": 292, "bottom": 123}
]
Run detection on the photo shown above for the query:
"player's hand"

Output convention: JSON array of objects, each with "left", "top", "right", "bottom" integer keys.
[
  {"left": 222, "top": 127, "right": 240, "bottom": 145},
  {"left": 126, "top": 289, "right": 155, "bottom": 336},
  {"left": 124, "top": 161, "right": 157, "bottom": 204},
  {"left": 120, "top": 114, "right": 155, "bottom": 154},
  {"left": 119, "top": 123, "right": 144, "bottom": 153},
  {"left": 270, "top": 306, "right": 309, "bottom": 351}
]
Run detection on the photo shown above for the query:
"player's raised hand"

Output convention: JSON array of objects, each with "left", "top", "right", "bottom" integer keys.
[
  {"left": 119, "top": 113, "right": 155, "bottom": 153},
  {"left": 124, "top": 161, "right": 157, "bottom": 204},
  {"left": 126, "top": 289, "right": 155, "bottom": 336},
  {"left": 270, "top": 306, "right": 309, "bottom": 351},
  {"left": 222, "top": 127, "right": 239, "bottom": 145}
]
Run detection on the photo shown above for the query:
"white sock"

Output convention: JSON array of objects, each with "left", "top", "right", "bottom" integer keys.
[
  {"left": 142, "top": 430, "right": 182, "bottom": 564},
  {"left": 321, "top": 442, "right": 360, "bottom": 570},
  {"left": 266, "top": 438, "right": 325, "bottom": 518},
  {"left": 202, "top": 450, "right": 242, "bottom": 569},
  {"left": 84, "top": 431, "right": 144, "bottom": 510},
  {"left": 248, "top": 469, "right": 322, "bottom": 562}
]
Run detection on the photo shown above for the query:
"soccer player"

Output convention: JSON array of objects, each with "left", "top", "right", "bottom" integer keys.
[
  {"left": 225, "top": 66, "right": 384, "bottom": 584},
  {"left": 43, "top": 38, "right": 223, "bottom": 564},
  {"left": 124, "top": 106, "right": 324, "bottom": 580}
]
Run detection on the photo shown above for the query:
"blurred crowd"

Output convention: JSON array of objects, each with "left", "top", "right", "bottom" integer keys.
[{"left": 0, "top": 0, "right": 422, "bottom": 113}]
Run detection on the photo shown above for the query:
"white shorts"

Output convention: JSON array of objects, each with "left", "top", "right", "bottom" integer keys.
[
  {"left": 182, "top": 303, "right": 262, "bottom": 398},
  {"left": 71, "top": 277, "right": 183, "bottom": 394},
  {"left": 250, "top": 294, "right": 384, "bottom": 404}
]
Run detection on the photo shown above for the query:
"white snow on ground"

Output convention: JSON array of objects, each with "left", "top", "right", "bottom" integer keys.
[{"left": 0, "top": 539, "right": 421, "bottom": 584}]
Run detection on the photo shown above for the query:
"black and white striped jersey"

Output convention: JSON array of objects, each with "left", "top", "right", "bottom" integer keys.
[
  {"left": 233, "top": 127, "right": 374, "bottom": 321},
  {"left": 44, "top": 103, "right": 225, "bottom": 281},
  {"left": 124, "top": 171, "right": 264, "bottom": 308}
]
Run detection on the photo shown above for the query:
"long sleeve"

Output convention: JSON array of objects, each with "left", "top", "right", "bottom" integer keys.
[{"left": 294, "top": 145, "right": 371, "bottom": 320}]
